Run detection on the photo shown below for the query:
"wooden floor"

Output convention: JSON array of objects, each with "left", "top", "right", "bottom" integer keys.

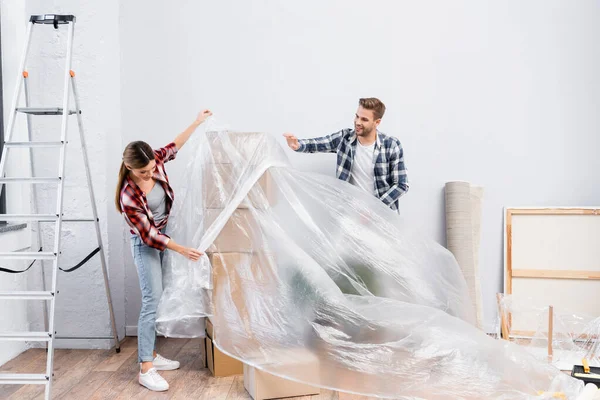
[{"left": 0, "top": 337, "right": 370, "bottom": 400}]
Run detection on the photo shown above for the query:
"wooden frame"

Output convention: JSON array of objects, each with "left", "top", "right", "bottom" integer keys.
[
  {"left": 504, "top": 207, "right": 600, "bottom": 337},
  {"left": 504, "top": 207, "right": 600, "bottom": 293}
]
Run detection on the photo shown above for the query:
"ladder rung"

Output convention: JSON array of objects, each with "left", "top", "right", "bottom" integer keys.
[
  {"left": 0, "top": 177, "right": 61, "bottom": 184},
  {"left": 0, "top": 252, "right": 57, "bottom": 260},
  {"left": 0, "top": 291, "right": 54, "bottom": 300},
  {"left": 0, "top": 373, "right": 48, "bottom": 385},
  {"left": 4, "top": 141, "right": 64, "bottom": 148},
  {"left": 0, "top": 214, "right": 58, "bottom": 222},
  {"left": 16, "top": 107, "right": 77, "bottom": 115},
  {"left": 56, "top": 336, "right": 114, "bottom": 340},
  {"left": 0, "top": 332, "right": 52, "bottom": 341},
  {"left": 0, "top": 215, "right": 96, "bottom": 222}
]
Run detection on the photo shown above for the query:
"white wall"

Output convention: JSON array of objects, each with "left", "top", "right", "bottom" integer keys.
[
  {"left": 119, "top": 0, "right": 600, "bottom": 332},
  {"left": 0, "top": 228, "right": 32, "bottom": 366},
  {"left": 0, "top": 0, "right": 125, "bottom": 359},
  {"left": 2, "top": 1, "right": 600, "bottom": 355},
  {"left": 0, "top": 0, "right": 32, "bottom": 366}
]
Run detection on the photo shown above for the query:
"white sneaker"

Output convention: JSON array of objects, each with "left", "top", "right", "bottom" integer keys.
[
  {"left": 139, "top": 368, "right": 169, "bottom": 391},
  {"left": 153, "top": 353, "right": 180, "bottom": 371}
]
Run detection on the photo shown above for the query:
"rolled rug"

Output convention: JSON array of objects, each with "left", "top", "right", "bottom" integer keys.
[{"left": 445, "top": 181, "right": 484, "bottom": 329}]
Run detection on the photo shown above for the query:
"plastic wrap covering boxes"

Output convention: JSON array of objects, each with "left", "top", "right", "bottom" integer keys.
[
  {"left": 202, "top": 131, "right": 276, "bottom": 256},
  {"left": 202, "top": 132, "right": 319, "bottom": 398},
  {"left": 202, "top": 131, "right": 275, "bottom": 378},
  {"left": 243, "top": 349, "right": 320, "bottom": 400},
  {"left": 205, "top": 318, "right": 243, "bottom": 377},
  {"left": 203, "top": 131, "right": 275, "bottom": 211}
]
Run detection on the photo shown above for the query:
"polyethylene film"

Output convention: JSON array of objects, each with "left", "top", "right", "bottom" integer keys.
[{"left": 155, "top": 119, "right": 584, "bottom": 399}]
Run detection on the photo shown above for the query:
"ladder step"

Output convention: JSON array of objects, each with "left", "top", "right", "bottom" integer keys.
[
  {"left": 0, "top": 373, "right": 48, "bottom": 385},
  {"left": 16, "top": 107, "right": 77, "bottom": 115},
  {"left": 0, "top": 214, "right": 58, "bottom": 222},
  {"left": 0, "top": 252, "right": 57, "bottom": 260},
  {"left": 0, "top": 332, "right": 52, "bottom": 341},
  {"left": 0, "top": 215, "right": 96, "bottom": 222},
  {"left": 0, "top": 291, "right": 54, "bottom": 300},
  {"left": 4, "top": 141, "right": 64, "bottom": 148},
  {"left": 0, "top": 177, "right": 61, "bottom": 184},
  {"left": 30, "top": 14, "right": 75, "bottom": 25},
  {"left": 56, "top": 335, "right": 115, "bottom": 340}
]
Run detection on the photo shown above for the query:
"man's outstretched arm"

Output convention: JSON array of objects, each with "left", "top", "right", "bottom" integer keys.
[{"left": 283, "top": 130, "right": 345, "bottom": 153}]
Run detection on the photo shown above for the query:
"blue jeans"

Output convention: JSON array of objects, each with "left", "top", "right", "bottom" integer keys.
[{"left": 130, "top": 232, "right": 166, "bottom": 363}]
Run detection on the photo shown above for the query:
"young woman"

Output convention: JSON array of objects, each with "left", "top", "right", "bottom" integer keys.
[{"left": 115, "top": 110, "right": 211, "bottom": 391}]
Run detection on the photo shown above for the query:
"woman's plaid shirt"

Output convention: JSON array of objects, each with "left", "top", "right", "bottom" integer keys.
[{"left": 119, "top": 143, "right": 178, "bottom": 250}]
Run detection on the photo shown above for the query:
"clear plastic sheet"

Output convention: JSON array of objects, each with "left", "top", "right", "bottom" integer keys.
[
  {"left": 156, "top": 119, "right": 585, "bottom": 399},
  {"left": 497, "top": 294, "right": 600, "bottom": 372}
]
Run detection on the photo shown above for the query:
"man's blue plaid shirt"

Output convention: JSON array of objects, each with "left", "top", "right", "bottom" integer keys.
[{"left": 297, "top": 129, "right": 409, "bottom": 211}]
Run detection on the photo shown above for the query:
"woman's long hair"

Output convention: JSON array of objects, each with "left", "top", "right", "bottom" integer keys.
[{"left": 115, "top": 141, "right": 154, "bottom": 213}]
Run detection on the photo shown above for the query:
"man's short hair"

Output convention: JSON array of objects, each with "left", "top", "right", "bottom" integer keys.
[{"left": 359, "top": 98, "right": 386, "bottom": 120}]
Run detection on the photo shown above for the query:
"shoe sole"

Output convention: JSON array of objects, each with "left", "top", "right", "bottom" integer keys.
[
  {"left": 139, "top": 379, "right": 169, "bottom": 392},
  {"left": 154, "top": 364, "right": 180, "bottom": 371}
]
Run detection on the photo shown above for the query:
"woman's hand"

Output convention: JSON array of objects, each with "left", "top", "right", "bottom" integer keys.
[
  {"left": 179, "top": 246, "right": 203, "bottom": 261},
  {"left": 195, "top": 110, "right": 213, "bottom": 125},
  {"left": 174, "top": 109, "right": 213, "bottom": 150},
  {"left": 167, "top": 239, "right": 203, "bottom": 261}
]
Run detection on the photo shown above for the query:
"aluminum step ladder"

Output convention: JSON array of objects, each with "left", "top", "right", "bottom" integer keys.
[{"left": 0, "top": 14, "right": 120, "bottom": 399}]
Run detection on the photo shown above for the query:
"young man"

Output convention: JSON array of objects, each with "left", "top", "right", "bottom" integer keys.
[{"left": 283, "top": 98, "right": 408, "bottom": 212}]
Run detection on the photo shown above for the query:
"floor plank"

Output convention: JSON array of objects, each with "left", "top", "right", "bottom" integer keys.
[
  {"left": 0, "top": 348, "right": 46, "bottom": 372},
  {"left": 93, "top": 347, "right": 136, "bottom": 372},
  {"left": 61, "top": 371, "right": 113, "bottom": 400},
  {"left": 0, "top": 338, "right": 353, "bottom": 400},
  {"left": 9, "top": 349, "right": 90, "bottom": 400},
  {"left": 226, "top": 375, "right": 252, "bottom": 400},
  {"left": 88, "top": 350, "right": 141, "bottom": 400},
  {"left": 318, "top": 389, "right": 340, "bottom": 400},
  {"left": 159, "top": 339, "right": 204, "bottom": 398},
  {"left": 0, "top": 348, "right": 47, "bottom": 399},
  {"left": 170, "top": 370, "right": 213, "bottom": 400},
  {"left": 193, "top": 384, "right": 233, "bottom": 400},
  {"left": 0, "top": 381, "right": 22, "bottom": 398},
  {"left": 44, "top": 349, "right": 114, "bottom": 399}
]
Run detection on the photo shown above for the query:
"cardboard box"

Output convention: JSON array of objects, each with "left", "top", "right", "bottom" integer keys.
[
  {"left": 205, "top": 318, "right": 244, "bottom": 377},
  {"left": 244, "top": 366, "right": 320, "bottom": 400},
  {"left": 204, "top": 208, "right": 266, "bottom": 253},
  {"left": 243, "top": 349, "right": 320, "bottom": 400},
  {"left": 209, "top": 252, "right": 278, "bottom": 291},
  {"left": 203, "top": 163, "right": 275, "bottom": 209},
  {"left": 208, "top": 252, "right": 279, "bottom": 338}
]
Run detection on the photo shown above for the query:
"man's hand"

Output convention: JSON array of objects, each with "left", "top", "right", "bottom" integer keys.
[
  {"left": 195, "top": 110, "right": 213, "bottom": 125},
  {"left": 283, "top": 133, "right": 300, "bottom": 151}
]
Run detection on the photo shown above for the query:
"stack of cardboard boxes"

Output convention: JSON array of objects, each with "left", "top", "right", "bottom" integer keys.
[
  {"left": 203, "top": 131, "right": 268, "bottom": 378},
  {"left": 203, "top": 131, "right": 319, "bottom": 399},
  {"left": 204, "top": 318, "right": 243, "bottom": 377}
]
